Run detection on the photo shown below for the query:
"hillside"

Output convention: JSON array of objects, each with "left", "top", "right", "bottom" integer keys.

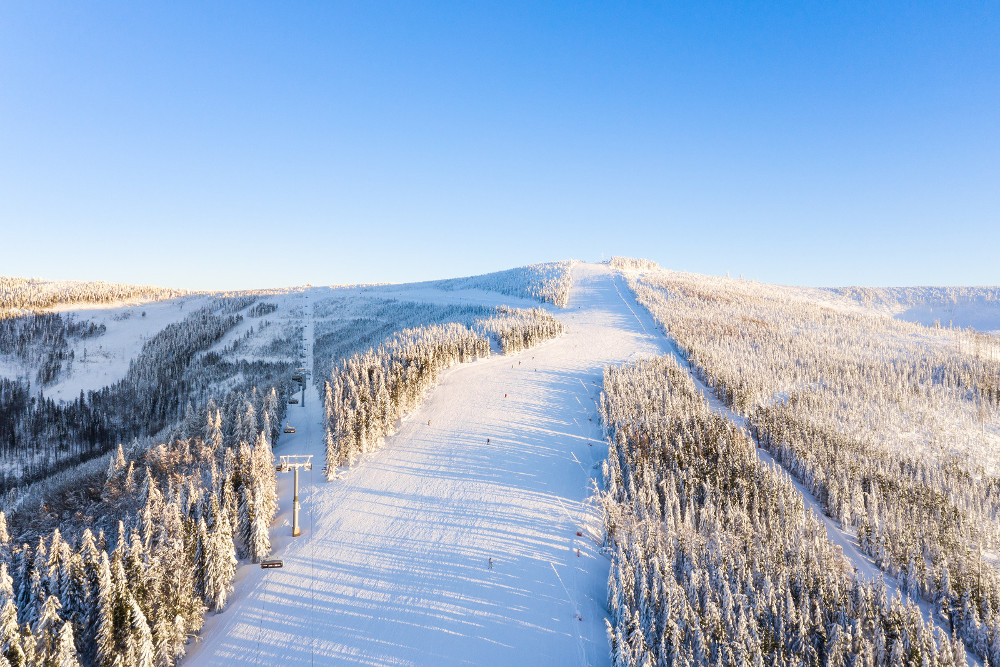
[{"left": 0, "top": 262, "right": 996, "bottom": 665}]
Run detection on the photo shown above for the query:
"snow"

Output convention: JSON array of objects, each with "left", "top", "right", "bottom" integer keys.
[
  {"left": 184, "top": 264, "right": 669, "bottom": 666},
  {"left": 608, "top": 273, "right": 981, "bottom": 666},
  {"left": 833, "top": 286, "right": 1000, "bottom": 334},
  {"left": 0, "top": 295, "right": 206, "bottom": 401},
  {"left": 182, "top": 263, "right": 981, "bottom": 666}
]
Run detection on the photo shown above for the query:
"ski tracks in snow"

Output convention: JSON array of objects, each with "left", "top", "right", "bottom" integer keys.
[{"left": 186, "top": 265, "right": 668, "bottom": 666}]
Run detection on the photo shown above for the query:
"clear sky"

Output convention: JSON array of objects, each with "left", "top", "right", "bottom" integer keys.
[{"left": 1, "top": 2, "right": 997, "bottom": 290}]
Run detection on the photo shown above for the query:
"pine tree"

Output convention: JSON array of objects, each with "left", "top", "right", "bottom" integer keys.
[
  {"left": 14, "top": 545, "right": 30, "bottom": 618},
  {"left": 0, "top": 599, "right": 22, "bottom": 666},
  {"left": 95, "top": 553, "right": 117, "bottom": 667},
  {"left": 54, "top": 621, "right": 80, "bottom": 667},
  {"left": 0, "top": 565, "right": 12, "bottom": 610},
  {"left": 238, "top": 482, "right": 253, "bottom": 560},
  {"left": 0, "top": 512, "right": 9, "bottom": 563},
  {"left": 169, "top": 615, "right": 187, "bottom": 665},
  {"left": 152, "top": 616, "right": 171, "bottom": 667},
  {"left": 253, "top": 431, "right": 277, "bottom": 518},
  {"left": 203, "top": 517, "right": 236, "bottom": 612},
  {"left": 194, "top": 518, "right": 208, "bottom": 600},
  {"left": 19, "top": 626, "right": 34, "bottom": 667},
  {"left": 33, "top": 594, "right": 62, "bottom": 664},
  {"left": 127, "top": 597, "right": 154, "bottom": 667},
  {"left": 250, "top": 487, "right": 271, "bottom": 564},
  {"left": 208, "top": 410, "right": 224, "bottom": 454}
]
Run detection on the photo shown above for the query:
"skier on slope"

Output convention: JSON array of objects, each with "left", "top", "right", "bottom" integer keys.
[{"left": 489, "top": 557, "right": 493, "bottom": 569}]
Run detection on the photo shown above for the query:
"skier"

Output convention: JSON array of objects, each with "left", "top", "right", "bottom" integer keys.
[{"left": 489, "top": 557, "right": 493, "bottom": 569}]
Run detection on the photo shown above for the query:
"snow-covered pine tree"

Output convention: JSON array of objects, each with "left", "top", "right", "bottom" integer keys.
[
  {"left": 0, "top": 598, "right": 22, "bottom": 666},
  {"left": 95, "top": 551, "right": 118, "bottom": 667},
  {"left": 249, "top": 486, "right": 270, "bottom": 564},
  {"left": 33, "top": 594, "right": 63, "bottom": 665},
  {"left": 55, "top": 621, "right": 81, "bottom": 667},
  {"left": 127, "top": 596, "right": 154, "bottom": 667},
  {"left": 0, "top": 513, "right": 9, "bottom": 564},
  {"left": 203, "top": 515, "right": 236, "bottom": 612}
]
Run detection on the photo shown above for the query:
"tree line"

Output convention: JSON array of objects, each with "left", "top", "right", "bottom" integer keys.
[{"left": 0, "top": 277, "right": 184, "bottom": 312}]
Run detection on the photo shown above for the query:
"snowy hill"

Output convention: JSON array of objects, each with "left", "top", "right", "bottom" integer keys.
[
  {"left": 184, "top": 262, "right": 650, "bottom": 666},
  {"left": 0, "top": 262, "right": 996, "bottom": 666},
  {"left": 834, "top": 285, "right": 1000, "bottom": 334}
]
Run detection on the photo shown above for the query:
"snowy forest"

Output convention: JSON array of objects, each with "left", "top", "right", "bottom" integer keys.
[
  {"left": 0, "top": 287, "right": 296, "bottom": 665},
  {"left": 615, "top": 262, "right": 1000, "bottom": 664},
  {"left": 4, "top": 257, "right": 999, "bottom": 665},
  {"left": 601, "top": 355, "right": 966, "bottom": 665},
  {"left": 0, "top": 297, "right": 294, "bottom": 492},
  {"left": 0, "top": 278, "right": 185, "bottom": 312},
  {"left": 0, "top": 263, "right": 576, "bottom": 665},
  {"left": 430, "top": 260, "right": 575, "bottom": 308},
  {"left": 0, "top": 386, "right": 283, "bottom": 666}
]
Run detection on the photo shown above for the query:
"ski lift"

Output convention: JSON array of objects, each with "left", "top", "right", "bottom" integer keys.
[
  {"left": 260, "top": 559, "right": 283, "bottom": 569},
  {"left": 283, "top": 423, "right": 296, "bottom": 434},
  {"left": 289, "top": 397, "right": 298, "bottom": 404}
]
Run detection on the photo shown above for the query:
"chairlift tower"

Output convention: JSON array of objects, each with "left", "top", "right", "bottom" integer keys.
[{"left": 276, "top": 455, "right": 312, "bottom": 537}]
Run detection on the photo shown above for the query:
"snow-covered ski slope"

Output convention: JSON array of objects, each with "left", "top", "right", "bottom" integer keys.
[{"left": 186, "top": 263, "right": 669, "bottom": 666}]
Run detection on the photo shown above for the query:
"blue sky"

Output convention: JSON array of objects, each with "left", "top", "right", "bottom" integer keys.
[{"left": 1, "top": 2, "right": 997, "bottom": 289}]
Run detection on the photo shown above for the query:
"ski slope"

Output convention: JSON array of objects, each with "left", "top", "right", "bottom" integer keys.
[{"left": 185, "top": 263, "right": 670, "bottom": 666}]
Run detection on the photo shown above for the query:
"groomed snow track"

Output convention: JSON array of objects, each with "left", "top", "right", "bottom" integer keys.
[{"left": 185, "top": 264, "right": 669, "bottom": 666}]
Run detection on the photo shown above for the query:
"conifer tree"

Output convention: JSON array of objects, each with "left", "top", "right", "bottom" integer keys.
[
  {"left": 95, "top": 553, "right": 117, "bottom": 667},
  {"left": 250, "top": 488, "right": 271, "bottom": 564},
  {"left": 0, "top": 565, "right": 12, "bottom": 610},
  {"left": 0, "top": 513, "right": 9, "bottom": 564},
  {"left": 127, "top": 597, "right": 154, "bottom": 667},
  {"left": 0, "top": 599, "right": 22, "bottom": 666},
  {"left": 54, "top": 621, "right": 80, "bottom": 667},
  {"left": 33, "top": 594, "right": 62, "bottom": 665}
]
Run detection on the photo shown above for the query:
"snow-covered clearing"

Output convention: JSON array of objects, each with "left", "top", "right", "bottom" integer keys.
[
  {"left": 186, "top": 264, "right": 667, "bottom": 666},
  {"left": 0, "top": 295, "right": 206, "bottom": 400}
]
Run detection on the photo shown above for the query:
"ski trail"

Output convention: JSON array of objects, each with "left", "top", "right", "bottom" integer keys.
[
  {"left": 608, "top": 272, "right": 979, "bottom": 666},
  {"left": 185, "top": 264, "right": 666, "bottom": 666}
]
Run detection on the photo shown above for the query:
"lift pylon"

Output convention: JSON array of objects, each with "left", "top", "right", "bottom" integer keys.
[{"left": 276, "top": 455, "right": 312, "bottom": 537}]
